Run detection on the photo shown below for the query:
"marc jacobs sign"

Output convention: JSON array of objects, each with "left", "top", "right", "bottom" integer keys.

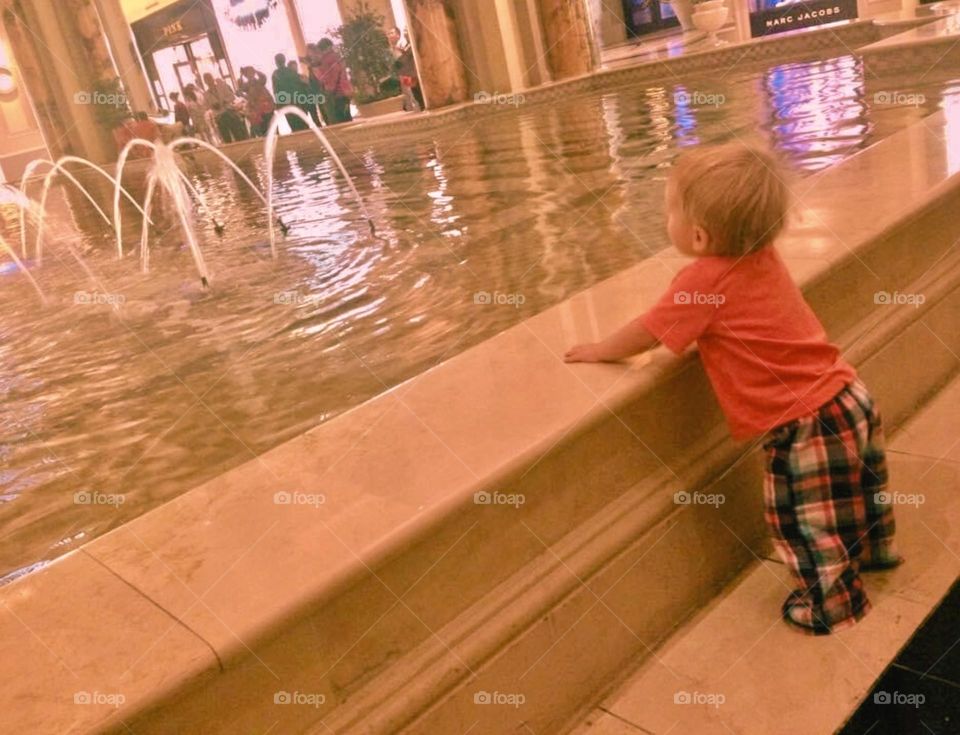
[{"left": 749, "top": 0, "right": 858, "bottom": 36}]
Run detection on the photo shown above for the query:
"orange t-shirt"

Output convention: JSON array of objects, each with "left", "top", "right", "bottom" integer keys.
[{"left": 640, "top": 246, "right": 856, "bottom": 440}]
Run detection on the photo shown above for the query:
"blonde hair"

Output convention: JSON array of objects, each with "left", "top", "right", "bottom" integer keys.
[{"left": 670, "top": 142, "right": 790, "bottom": 256}]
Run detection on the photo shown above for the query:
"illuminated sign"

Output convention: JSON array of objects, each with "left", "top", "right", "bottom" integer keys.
[
  {"left": 750, "top": 0, "right": 858, "bottom": 36},
  {"left": 162, "top": 20, "right": 184, "bottom": 36},
  {"left": 131, "top": 0, "right": 220, "bottom": 52}
]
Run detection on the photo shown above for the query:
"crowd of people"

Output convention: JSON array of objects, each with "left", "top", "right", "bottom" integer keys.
[{"left": 115, "top": 31, "right": 424, "bottom": 153}]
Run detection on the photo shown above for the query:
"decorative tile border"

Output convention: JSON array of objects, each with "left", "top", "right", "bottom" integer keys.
[{"left": 863, "top": 41, "right": 960, "bottom": 77}]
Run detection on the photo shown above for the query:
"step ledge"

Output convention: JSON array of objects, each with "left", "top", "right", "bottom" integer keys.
[
  {"left": 576, "top": 429, "right": 960, "bottom": 735},
  {"left": 2, "top": 108, "right": 959, "bottom": 733},
  {"left": 312, "top": 231, "right": 960, "bottom": 734}
]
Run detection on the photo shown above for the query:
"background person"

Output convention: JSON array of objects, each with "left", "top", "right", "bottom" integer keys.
[
  {"left": 114, "top": 111, "right": 159, "bottom": 158},
  {"left": 183, "top": 84, "right": 211, "bottom": 142},
  {"left": 245, "top": 71, "right": 276, "bottom": 137},
  {"left": 238, "top": 65, "right": 268, "bottom": 99},
  {"left": 170, "top": 91, "right": 191, "bottom": 132},
  {"left": 272, "top": 53, "right": 309, "bottom": 131},
  {"left": 311, "top": 38, "right": 353, "bottom": 124},
  {"left": 202, "top": 72, "right": 248, "bottom": 144},
  {"left": 395, "top": 47, "right": 424, "bottom": 112},
  {"left": 292, "top": 58, "right": 322, "bottom": 127}
]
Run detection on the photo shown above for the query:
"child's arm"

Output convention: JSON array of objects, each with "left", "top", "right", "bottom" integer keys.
[{"left": 564, "top": 317, "right": 658, "bottom": 363}]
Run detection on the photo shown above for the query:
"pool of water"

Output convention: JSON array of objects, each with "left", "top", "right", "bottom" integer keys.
[{"left": 2, "top": 50, "right": 959, "bottom": 582}]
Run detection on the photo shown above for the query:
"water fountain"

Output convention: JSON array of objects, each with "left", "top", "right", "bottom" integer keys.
[
  {"left": 0, "top": 185, "right": 44, "bottom": 302},
  {"left": 111, "top": 115, "right": 375, "bottom": 286},
  {"left": 4, "top": 110, "right": 374, "bottom": 298},
  {"left": 20, "top": 156, "right": 151, "bottom": 265},
  {"left": 264, "top": 106, "right": 378, "bottom": 258}
]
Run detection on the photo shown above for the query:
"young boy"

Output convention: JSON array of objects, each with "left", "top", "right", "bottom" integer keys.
[{"left": 564, "top": 143, "right": 902, "bottom": 635}]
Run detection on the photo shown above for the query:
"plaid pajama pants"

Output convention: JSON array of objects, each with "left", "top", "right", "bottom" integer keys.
[{"left": 762, "top": 378, "right": 899, "bottom": 635}]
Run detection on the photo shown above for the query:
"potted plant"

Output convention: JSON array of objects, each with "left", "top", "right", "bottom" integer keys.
[
  {"left": 691, "top": 0, "right": 730, "bottom": 45},
  {"left": 330, "top": 1, "right": 403, "bottom": 118},
  {"left": 89, "top": 77, "right": 133, "bottom": 149}
]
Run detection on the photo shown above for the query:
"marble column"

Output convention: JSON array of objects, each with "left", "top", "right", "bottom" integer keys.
[
  {"left": 2, "top": 3, "right": 73, "bottom": 160},
  {"left": 92, "top": 0, "right": 154, "bottom": 114},
  {"left": 403, "top": 0, "right": 469, "bottom": 109},
  {"left": 535, "top": 0, "right": 596, "bottom": 80},
  {"left": 453, "top": 0, "right": 551, "bottom": 94},
  {"left": 2, "top": 0, "right": 128, "bottom": 162},
  {"left": 281, "top": 0, "right": 309, "bottom": 63}
]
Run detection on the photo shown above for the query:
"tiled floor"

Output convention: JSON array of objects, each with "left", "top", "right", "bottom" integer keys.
[
  {"left": 570, "top": 375, "right": 960, "bottom": 735},
  {"left": 839, "top": 578, "right": 960, "bottom": 735}
]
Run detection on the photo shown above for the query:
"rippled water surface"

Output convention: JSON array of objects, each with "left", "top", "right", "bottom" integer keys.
[{"left": 2, "top": 51, "right": 960, "bottom": 581}]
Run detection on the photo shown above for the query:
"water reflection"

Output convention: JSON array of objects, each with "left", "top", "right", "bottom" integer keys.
[
  {"left": 2, "top": 51, "right": 959, "bottom": 581},
  {"left": 762, "top": 55, "right": 871, "bottom": 171}
]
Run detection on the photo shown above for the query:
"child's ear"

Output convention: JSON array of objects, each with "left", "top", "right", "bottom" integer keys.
[{"left": 691, "top": 225, "right": 711, "bottom": 254}]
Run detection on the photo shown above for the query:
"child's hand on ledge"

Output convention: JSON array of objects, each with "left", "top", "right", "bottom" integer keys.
[
  {"left": 564, "top": 319, "right": 658, "bottom": 364},
  {"left": 564, "top": 343, "right": 607, "bottom": 363}
]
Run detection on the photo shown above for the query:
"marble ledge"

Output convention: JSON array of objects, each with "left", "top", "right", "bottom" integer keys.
[
  {"left": 0, "top": 550, "right": 218, "bottom": 734},
  {"left": 592, "top": 439, "right": 960, "bottom": 735},
  {"left": 0, "top": 104, "right": 956, "bottom": 735},
  {"left": 70, "top": 109, "right": 960, "bottom": 660},
  {"left": 859, "top": 14, "right": 960, "bottom": 53}
]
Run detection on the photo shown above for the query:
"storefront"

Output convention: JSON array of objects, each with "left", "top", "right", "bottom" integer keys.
[
  {"left": 128, "top": 0, "right": 234, "bottom": 111},
  {"left": 598, "top": 0, "right": 873, "bottom": 47},
  {"left": 621, "top": 0, "right": 681, "bottom": 37},
  {"left": 748, "top": 0, "right": 859, "bottom": 37}
]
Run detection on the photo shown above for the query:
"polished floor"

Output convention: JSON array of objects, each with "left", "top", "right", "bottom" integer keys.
[
  {"left": 840, "top": 568, "right": 960, "bottom": 733},
  {"left": 572, "top": 376, "right": 960, "bottom": 734}
]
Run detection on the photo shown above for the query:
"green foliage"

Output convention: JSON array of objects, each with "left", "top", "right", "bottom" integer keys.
[
  {"left": 330, "top": 1, "right": 395, "bottom": 104},
  {"left": 90, "top": 77, "right": 132, "bottom": 129}
]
